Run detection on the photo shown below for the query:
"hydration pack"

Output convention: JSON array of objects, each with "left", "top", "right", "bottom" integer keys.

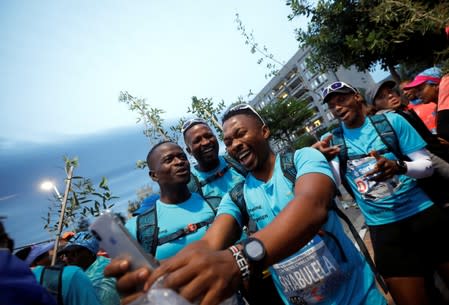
[{"left": 39, "top": 265, "right": 64, "bottom": 305}]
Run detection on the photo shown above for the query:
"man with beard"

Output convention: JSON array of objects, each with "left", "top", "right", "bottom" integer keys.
[
  {"left": 182, "top": 118, "right": 246, "bottom": 210},
  {"left": 107, "top": 104, "right": 386, "bottom": 305}
]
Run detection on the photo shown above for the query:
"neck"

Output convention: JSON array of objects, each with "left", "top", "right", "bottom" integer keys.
[
  {"left": 251, "top": 150, "right": 276, "bottom": 182},
  {"left": 345, "top": 114, "right": 366, "bottom": 129},
  {"left": 197, "top": 157, "right": 220, "bottom": 172},
  {"left": 160, "top": 184, "right": 191, "bottom": 204}
]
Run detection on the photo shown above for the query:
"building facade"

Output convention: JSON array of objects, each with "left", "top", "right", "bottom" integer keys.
[{"left": 250, "top": 48, "right": 375, "bottom": 139}]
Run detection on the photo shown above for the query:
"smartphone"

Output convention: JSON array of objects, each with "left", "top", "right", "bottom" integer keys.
[{"left": 89, "top": 211, "right": 159, "bottom": 271}]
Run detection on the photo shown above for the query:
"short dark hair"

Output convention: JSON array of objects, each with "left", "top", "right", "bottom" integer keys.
[
  {"left": 146, "top": 140, "right": 174, "bottom": 170},
  {"left": 222, "top": 104, "right": 265, "bottom": 125}
]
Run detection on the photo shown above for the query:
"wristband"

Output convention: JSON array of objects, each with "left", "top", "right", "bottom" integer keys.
[{"left": 228, "top": 245, "right": 250, "bottom": 281}]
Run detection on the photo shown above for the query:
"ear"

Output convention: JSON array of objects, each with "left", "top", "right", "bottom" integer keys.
[
  {"left": 149, "top": 170, "right": 158, "bottom": 182},
  {"left": 262, "top": 124, "right": 271, "bottom": 140}
]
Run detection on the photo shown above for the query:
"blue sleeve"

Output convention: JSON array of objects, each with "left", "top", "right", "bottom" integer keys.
[
  {"left": 64, "top": 267, "right": 102, "bottom": 305},
  {"left": 216, "top": 192, "right": 244, "bottom": 227},
  {"left": 385, "top": 112, "right": 427, "bottom": 155},
  {"left": 294, "top": 147, "right": 336, "bottom": 183},
  {"left": 125, "top": 216, "right": 137, "bottom": 240}
]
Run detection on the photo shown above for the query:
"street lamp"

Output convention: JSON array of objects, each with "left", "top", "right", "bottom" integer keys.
[
  {"left": 40, "top": 166, "right": 74, "bottom": 265},
  {"left": 40, "top": 181, "right": 62, "bottom": 200}
]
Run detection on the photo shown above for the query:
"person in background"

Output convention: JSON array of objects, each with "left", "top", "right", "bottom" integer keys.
[
  {"left": 319, "top": 81, "right": 449, "bottom": 305},
  {"left": 403, "top": 67, "right": 442, "bottom": 135},
  {"left": 59, "top": 231, "right": 120, "bottom": 305},
  {"left": 27, "top": 241, "right": 103, "bottom": 305},
  {"left": 0, "top": 218, "right": 57, "bottom": 305},
  {"left": 403, "top": 66, "right": 449, "bottom": 143}
]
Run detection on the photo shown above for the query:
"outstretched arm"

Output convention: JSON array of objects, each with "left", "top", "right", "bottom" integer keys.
[{"left": 146, "top": 173, "right": 335, "bottom": 305}]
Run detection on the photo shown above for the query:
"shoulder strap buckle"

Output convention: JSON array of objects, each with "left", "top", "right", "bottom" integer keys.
[{"left": 186, "top": 223, "right": 198, "bottom": 233}]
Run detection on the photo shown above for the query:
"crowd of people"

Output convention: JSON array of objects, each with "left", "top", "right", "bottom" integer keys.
[{"left": 1, "top": 66, "right": 449, "bottom": 305}]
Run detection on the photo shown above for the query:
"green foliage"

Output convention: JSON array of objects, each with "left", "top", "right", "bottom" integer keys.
[
  {"left": 186, "top": 96, "right": 226, "bottom": 139},
  {"left": 119, "top": 91, "right": 178, "bottom": 143},
  {"left": 258, "top": 97, "right": 315, "bottom": 149},
  {"left": 42, "top": 157, "right": 118, "bottom": 233},
  {"left": 287, "top": 0, "right": 449, "bottom": 79},
  {"left": 235, "top": 13, "right": 286, "bottom": 79}
]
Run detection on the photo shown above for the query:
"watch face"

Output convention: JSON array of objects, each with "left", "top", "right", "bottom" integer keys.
[{"left": 246, "top": 240, "right": 264, "bottom": 260}]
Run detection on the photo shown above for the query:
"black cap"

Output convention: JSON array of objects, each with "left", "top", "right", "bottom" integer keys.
[{"left": 365, "top": 80, "right": 396, "bottom": 106}]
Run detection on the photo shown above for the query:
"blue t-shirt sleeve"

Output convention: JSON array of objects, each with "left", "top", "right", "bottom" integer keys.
[
  {"left": 216, "top": 192, "right": 244, "bottom": 227},
  {"left": 294, "top": 147, "right": 336, "bottom": 183},
  {"left": 385, "top": 112, "right": 427, "bottom": 155},
  {"left": 66, "top": 267, "right": 102, "bottom": 305},
  {"left": 125, "top": 217, "right": 137, "bottom": 240}
]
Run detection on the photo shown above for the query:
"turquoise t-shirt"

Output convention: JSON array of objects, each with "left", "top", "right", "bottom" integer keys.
[
  {"left": 33, "top": 265, "right": 101, "bottom": 305},
  {"left": 85, "top": 256, "right": 120, "bottom": 305},
  {"left": 217, "top": 148, "right": 385, "bottom": 305},
  {"left": 330, "top": 113, "right": 432, "bottom": 225},
  {"left": 191, "top": 155, "right": 245, "bottom": 199},
  {"left": 126, "top": 192, "right": 216, "bottom": 260}
]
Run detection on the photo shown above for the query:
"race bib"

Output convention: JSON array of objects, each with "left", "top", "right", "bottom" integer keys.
[
  {"left": 347, "top": 156, "right": 399, "bottom": 200},
  {"left": 272, "top": 236, "right": 343, "bottom": 304}
]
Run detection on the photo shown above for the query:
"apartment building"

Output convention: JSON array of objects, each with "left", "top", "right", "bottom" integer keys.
[{"left": 250, "top": 48, "right": 375, "bottom": 138}]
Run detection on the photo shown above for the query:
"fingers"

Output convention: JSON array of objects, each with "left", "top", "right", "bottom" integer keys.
[
  {"left": 104, "top": 258, "right": 130, "bottom": 278},
  {"left": 121, "top": 292, "right": 145, "bottom": 305},
  {"left": 369, "top": 150, "right": 381, "bottom": 160}
]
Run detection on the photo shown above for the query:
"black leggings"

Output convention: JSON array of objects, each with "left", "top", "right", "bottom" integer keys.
[{"left": 437, "top": 110, "right": 449, "bottom": 143}]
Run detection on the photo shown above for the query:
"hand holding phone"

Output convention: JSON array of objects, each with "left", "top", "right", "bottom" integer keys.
[{"left": 90, "top": 211, "right": 159, "bottom": 271}]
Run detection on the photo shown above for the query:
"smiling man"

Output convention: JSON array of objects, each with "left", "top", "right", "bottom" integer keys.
[
  {"left": 182, "top": 118, "right": 246, "bottom": 210},
  {"left": 319, "top": 81, "right": 449, "bottom": 305},
  {"left": 108, "top": 104, "right": 386, "bottom": 305}
]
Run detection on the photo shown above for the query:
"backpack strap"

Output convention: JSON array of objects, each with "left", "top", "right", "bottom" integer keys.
[
  {"left": 40, "top": 265, "right": 64, "bottom": 305},
  {"left": 136, "top": 206, "right": 159, "bottom": 256},
  {"left": 279, "top": 151, "right": 296, "bottom": 184},
  {"left": 223, "top": 154, "right": 248, "bottom": 177},
  {"left": 331, "top": 121, "right": 390, "bottom": 294},
  {"left": 331, "top": 125, "right": 357, "bottom": 199},
  {"left": 332, "top": 202, "right": 389, "bottom": 293},
  {"left": 368, "top": 114, "right": 406, "bottom": 160},
  {"left": 229, "top": 182, "right": 250, "bottom": 226},
  {"left": 158, "top": 216, "right": 215, "bottom": 245}
]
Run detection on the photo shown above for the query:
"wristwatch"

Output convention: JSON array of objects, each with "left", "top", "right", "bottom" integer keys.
[
  {"left": 241, "top": 238, "right": 266, "bottom": 270},
  {"left": 395, "top": 159, "right": 407, "bottom": 175}
]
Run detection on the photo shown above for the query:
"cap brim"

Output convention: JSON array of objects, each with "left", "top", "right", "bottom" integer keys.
[
  {"left": 403, "top": 78, "right": 426, "bottom": 89},
  {"left": 323, "top": 87, "right": 355, "bottom": 104}
]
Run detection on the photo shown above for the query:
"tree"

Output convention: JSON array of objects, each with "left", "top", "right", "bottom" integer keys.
[
  {"left": 258, "top": 97, "right": 315, "bottom": 150},
  {"left": 43, "top": 156, "right": 117, "bottom": 233},
  {"left": 287, "top": 0, "right": 449, "bottom": 80}
]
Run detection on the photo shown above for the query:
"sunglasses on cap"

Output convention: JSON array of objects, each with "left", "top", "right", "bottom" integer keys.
[
  {"left": 322, "top": 81, "right": 358, "bottom": 100},
  {"left": 181, "top": 118, "right": 208, "bottom": 135},
  {"left": 225, "top": 104, "right": 265, "bottom": 125}
]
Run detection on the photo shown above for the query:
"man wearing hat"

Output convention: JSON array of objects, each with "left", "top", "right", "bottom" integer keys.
[
  {"left": 317, "top": 81, "right": 449, "bottom": 305},
  {"left": 60, "top": 231, "right": 119, "bottom": 305}
]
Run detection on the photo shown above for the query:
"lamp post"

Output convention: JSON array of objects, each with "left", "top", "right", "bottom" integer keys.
[{"left": 40, "top": 165, "right": 74, "bottom": 266}]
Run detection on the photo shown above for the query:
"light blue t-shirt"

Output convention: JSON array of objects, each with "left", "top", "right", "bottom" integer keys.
[
  {"left": 85, "top": 256, "right": 120, "bottom": 305},
  {"left": 126, "top": 192, "right": 216, "bottom": 260},
  {"left": 217, "top": 148, "right": 385, "bottom": 305},
  {"left": 191, "top": 155, "right": 245, "bottom": 199},
  {"left": 33, "top": 265, "right": 101, "bottom": 305},
  {"left": 330, "top": 113, "right": 432, "bottom": 225}
]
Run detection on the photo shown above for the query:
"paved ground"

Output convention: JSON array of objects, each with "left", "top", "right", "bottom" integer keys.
[{"left": 336, "top": 202, "right": 396, "bottom": 304}]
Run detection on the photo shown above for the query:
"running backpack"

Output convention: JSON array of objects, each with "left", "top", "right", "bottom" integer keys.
[
  {"left": 331, "top": 113, "right": 449, "bottom": 206},
  {"left": 39, "top": 265, "right": 64, "bottom": 305},
  {"left": 136, "top": 154, "right": 248, "bottom": 256},
  {"left": 229, "top": 151, "right": 388, "bottom": 293},
  {"left": 187, "top": 154, "right": 248, "bottom": 213}
]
